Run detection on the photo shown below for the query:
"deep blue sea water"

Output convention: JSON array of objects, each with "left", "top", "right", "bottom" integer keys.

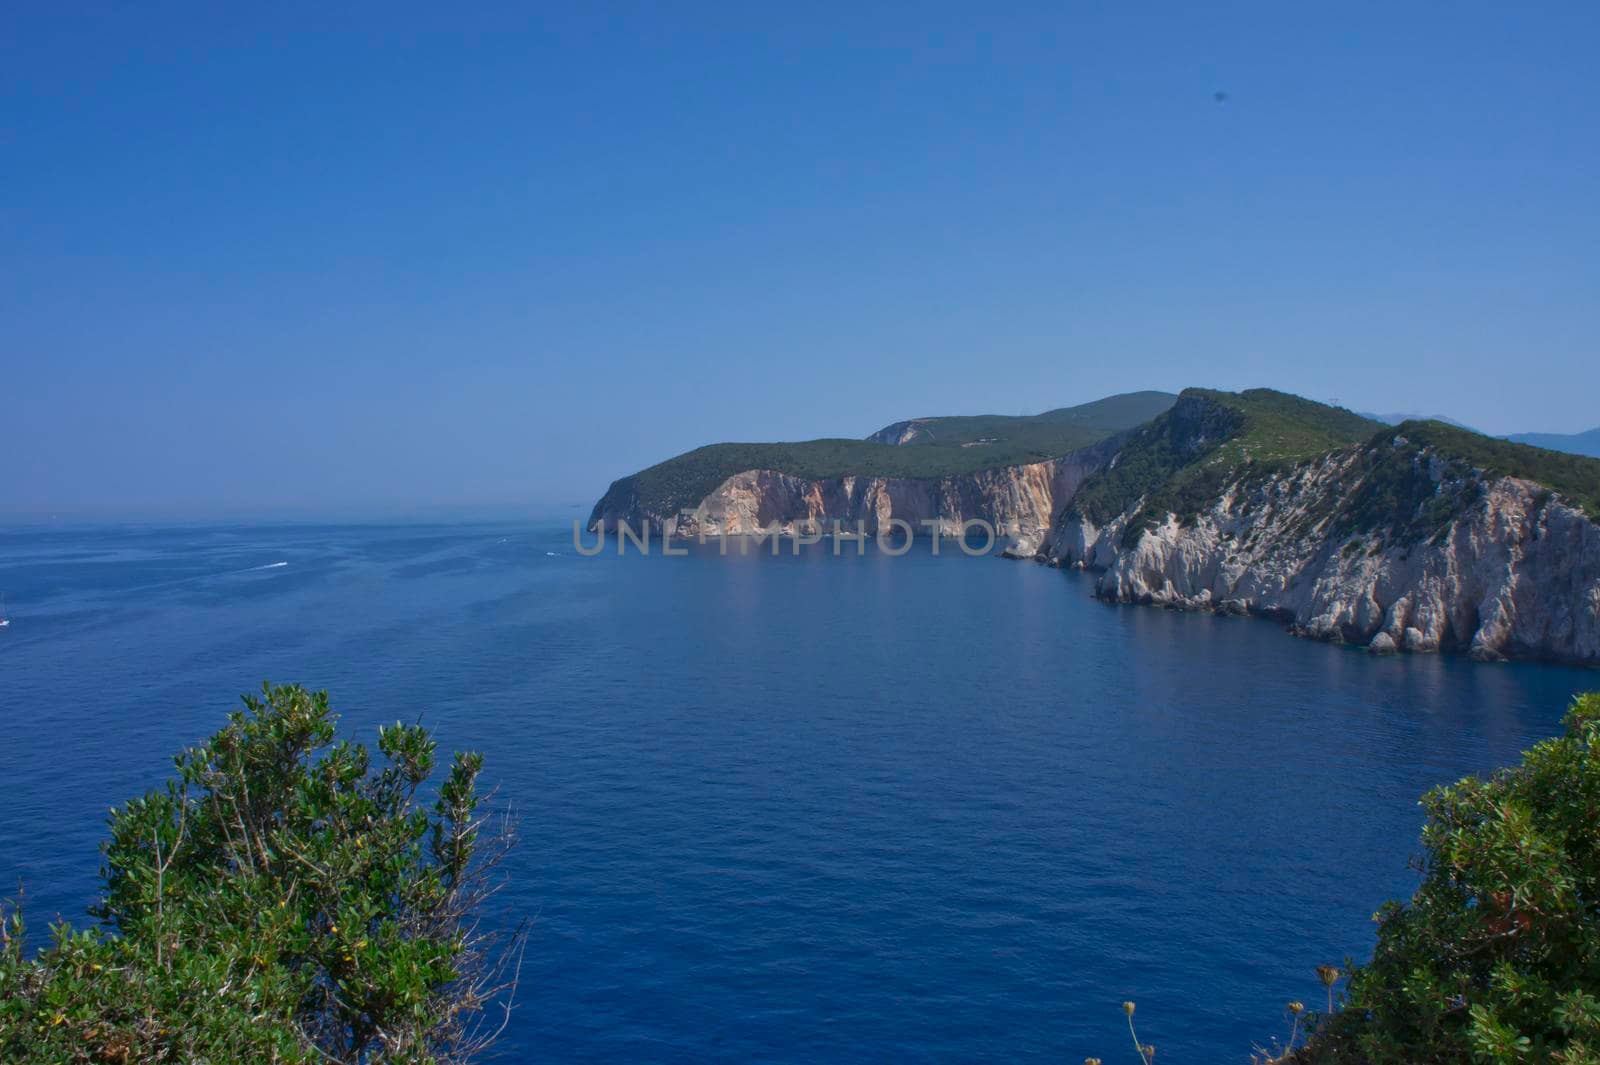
[{"left": 0, "top": 517, "right": 1594, "bottom": 1062}]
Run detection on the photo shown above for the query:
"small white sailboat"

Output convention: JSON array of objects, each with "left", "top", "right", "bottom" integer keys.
[{"left": 0, "top": 593, "right": 9, "bottom": 629}]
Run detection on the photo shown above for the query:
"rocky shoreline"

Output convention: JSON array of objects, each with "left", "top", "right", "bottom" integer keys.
[{"left": 1033, "top": 465, "right": 1600, "bottom": 667}]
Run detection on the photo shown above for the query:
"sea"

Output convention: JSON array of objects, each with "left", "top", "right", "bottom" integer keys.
[{"left": 0, "top": 514, "right": 1592, "bottom": 1062}]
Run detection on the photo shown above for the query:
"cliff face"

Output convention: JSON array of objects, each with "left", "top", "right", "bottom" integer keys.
[
  {"left": 1046, "top": 446, "right": 1600, "bottom": 666},
  {"left": 589, "top": 435, "right": 1124, "bottom": 555}
]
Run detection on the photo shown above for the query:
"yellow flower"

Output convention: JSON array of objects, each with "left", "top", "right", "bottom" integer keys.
[{"left": 1122, "top": 1001, "right": 1136, "bottom": 1016}]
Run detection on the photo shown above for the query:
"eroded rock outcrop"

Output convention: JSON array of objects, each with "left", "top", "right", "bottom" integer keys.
[
  {"left": 866, "top": 419, "right": 935, "bottom": 446},
  {"left": 589, "top": 435, "right": 1124, "bottom": 556},
  {"left": 1044, "top": 453, "right": 1600, "bottom": 666}
]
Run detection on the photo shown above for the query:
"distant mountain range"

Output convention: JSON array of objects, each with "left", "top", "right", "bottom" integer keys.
[
  {"left": 1505, "top": 428, "right": 1600, "bottom": 458},
  {"left": 1361, "top": 412, "right": 1600, "bottom": 459}
]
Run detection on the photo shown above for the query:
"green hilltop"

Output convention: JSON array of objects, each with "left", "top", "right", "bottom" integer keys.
[
  {"left": 868, "top": 390, "right": 1178, "bottom": 447},
  {"left": 1068, "top": 388, "right": 1385, "bottom": 527},
  {"left": 1065, "top": 388, "right": 1600, "bottom": 547},
  {"left": 1338, "top": 419, "right": 1600, "bottom": 536},
  {"left": 596, "top": 391, "right": 1178, "bottom": 518}
]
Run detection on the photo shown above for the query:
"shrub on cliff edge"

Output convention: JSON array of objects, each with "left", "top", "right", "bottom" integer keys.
[
  {"left": 0, "top": 683, "right": 522, "bottom": 1063},
  {"left": 1295, "top": 692, "right": 1600, "bottom": 1064}
]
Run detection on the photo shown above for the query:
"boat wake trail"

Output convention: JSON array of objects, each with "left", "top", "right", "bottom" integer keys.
[{"left": 249, "top": 561, "right": 289, "bottom": 571}]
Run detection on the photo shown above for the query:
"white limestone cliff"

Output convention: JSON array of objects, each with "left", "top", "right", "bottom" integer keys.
[
  {"left": 1045, "top": 455, "right": 1600, "bottom": 665},
  {"left": 589, "top": 436, "right": 1123, "bottom": 556}
]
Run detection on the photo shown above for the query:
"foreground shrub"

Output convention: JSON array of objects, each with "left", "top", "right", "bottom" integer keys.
[
  {"left": 1296, "top": 692, "right": 1600, "bottom": 1064},
  {"left": 0, "top": 683, "right": 522, "bottom": 1063}
]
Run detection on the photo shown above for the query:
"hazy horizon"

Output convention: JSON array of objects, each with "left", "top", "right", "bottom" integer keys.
[
  {"left": 3, "top": 383, "right": 1595, "bottom": 518},
  {"left": 7, "top": 4, "right": 1597, "bottom": 509}
]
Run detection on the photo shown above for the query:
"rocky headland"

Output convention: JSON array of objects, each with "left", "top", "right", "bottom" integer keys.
[{"left": 590, "top": 388, "right": 1600, "bottom": 666}]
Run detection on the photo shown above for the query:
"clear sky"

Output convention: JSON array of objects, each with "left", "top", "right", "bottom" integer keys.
[{"left": 5, "top": 2, "right": 1597, "bottom": 511}]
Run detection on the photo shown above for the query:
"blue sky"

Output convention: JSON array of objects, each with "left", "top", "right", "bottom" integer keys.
[{"left": 5, "top": 2, "right": 1597, "bottom": 510}]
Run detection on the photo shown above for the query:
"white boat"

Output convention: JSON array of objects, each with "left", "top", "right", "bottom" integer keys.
[{"left": 0, "top": 593, "right": 9, "bottom": 628}]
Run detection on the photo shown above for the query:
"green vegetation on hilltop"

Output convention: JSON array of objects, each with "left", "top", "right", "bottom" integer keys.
[
  {"left": 870, "top": 390, "right": 1177, "bottom": 447},
  {"left": 604, "top": 436, "right": 1092, "bottom": 519},
  {"left": 1197, "top": 388, "right": 1388, "bottom": 463},
  {"left": 1064, "top": 397, "right": 1242, "bottom": 527},
  {"left": 0, "top": 685, "right": 520, "bottom": 1064},
  {"left": 1396, "top": 420, "right": 1600, "bottom": 519},
  {"left": 1066, "top": 388, "right": 1384, "bottom": 544},
  {"left": 1065, "top": 390, "right": 1600, "bottom": 548},
  {"left": 597, "top": 392, "right": 1175, "bottom": 518},
  {"left": 1320, "top": 420, "right": 1600, "bottom": 544}
]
